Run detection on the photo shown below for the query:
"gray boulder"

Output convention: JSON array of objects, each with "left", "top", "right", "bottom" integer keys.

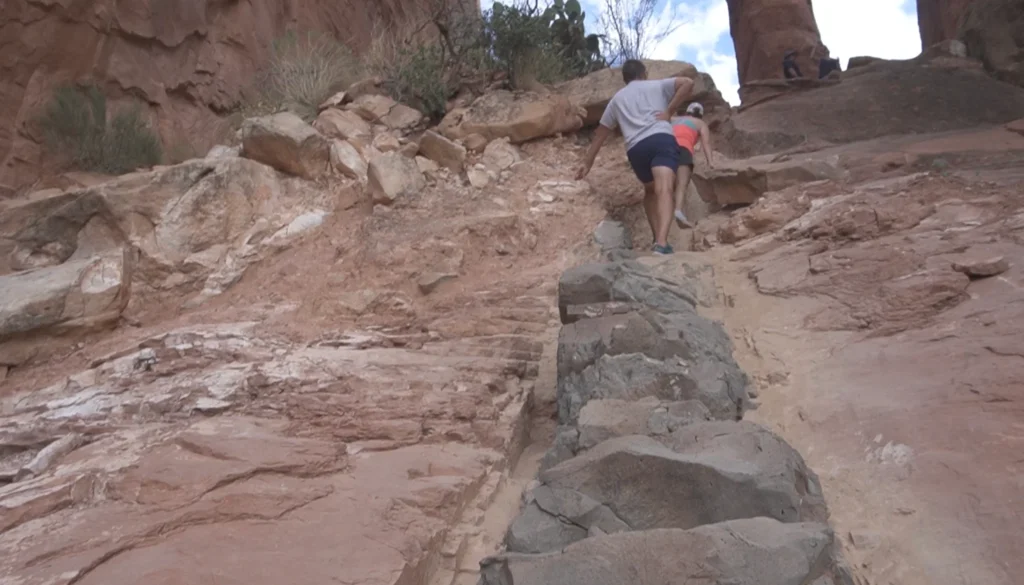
[
  {"left": 240, "top": 113, "right": 331, "bottom": 179},
  {"left": 486, "top": 518, "right": 839, "bottom": 585},
  {"left": 555, "top": 309, "right": 748, "bottom": 424},
  {"left": 539, "top": 398, "right": 712, "bottom": 471},
  {"left": 505, "top": 422, "right": 828, "bottom": 554},
  {"left": 558, "top": 352, "right": 744, "bottom": 424},
  {"left": 557, "top": 261, "right": 698, "bottom": 324}
]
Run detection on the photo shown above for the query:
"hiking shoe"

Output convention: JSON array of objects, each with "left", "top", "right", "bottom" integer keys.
[
  {"left": 675, "top": 209, "right": 693, "bottom": 228},
  {"left": 652, "top": 243, "right": 674, "bottom": 255}
]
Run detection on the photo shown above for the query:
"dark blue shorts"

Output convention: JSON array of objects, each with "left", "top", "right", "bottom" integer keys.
[{"left": 626, "top": 133, "right": 680, "bottom": 184}]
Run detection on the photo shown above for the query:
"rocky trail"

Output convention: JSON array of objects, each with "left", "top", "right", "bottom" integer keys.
[{"left": 2, "top": 58, "right": 1024, "bottom": 585}]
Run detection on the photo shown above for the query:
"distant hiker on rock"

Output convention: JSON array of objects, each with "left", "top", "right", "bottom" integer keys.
[
  {"left": 783, "top": 50, "right": 802, "bottom": 79},
  {"left": 670, "top": 102, "right": 713, "bottom": 229},
  {"left": 575, "top": 59, "right": 694, "bottom": 255}
]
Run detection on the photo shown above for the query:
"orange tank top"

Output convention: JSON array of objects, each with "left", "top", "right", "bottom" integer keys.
[{"left": 672, "top": 117, "right": 701, "bottom": 153}]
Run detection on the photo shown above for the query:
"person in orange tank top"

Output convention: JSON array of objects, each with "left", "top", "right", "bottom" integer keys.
[{"left": 670, "top": 103, "right": 713, "bottom": 228}]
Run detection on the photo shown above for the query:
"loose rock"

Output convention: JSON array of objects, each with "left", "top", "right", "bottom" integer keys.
[
  {"left": 419, "top": 130, "right": 467, "bottom": 172},
  {"left": 368, "top": 152, "right": 426, "bottom": 205},
  {"left": 313, "top": 108, "right": 372, "bottom": 142},
  {"left": 329, "top": 140, "right": 368, "bottom": 181},
  {"left": 952, "top": 256, "right": 1010, "bottom": 278},
  {"left": 240, "top": 113, "right": 331, "bottom": 179}
]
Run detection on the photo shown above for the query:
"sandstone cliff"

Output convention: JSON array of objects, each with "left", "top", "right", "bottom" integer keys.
[
  {"left": 725, "top": 0, "right": 828, "bottom": 86},
  {"left": 0, "top": 0, "right": 454, "bottom": 197},
  {"left": 917, "top": 0, "right": 976, "bottom": 48}
]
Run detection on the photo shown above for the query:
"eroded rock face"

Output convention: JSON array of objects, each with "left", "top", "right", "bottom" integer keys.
[
  {"left": 960, "top": 0, "right": 1024, "bottom": 88},
  {"left": 0, "top": 157, "right": 337, "bottom": 313},
  {"left": 918, "top": 0, "right": 977, "bottom": 48},
  {"left": 0, "top": 250, "right": 132, "bottom": 339},
  {"left": 555, "top": 308, "right": 748, "bottom": 424},
  {"left": 726, "top": 0, "right": 829, "bottom": 87},
  {"left": 0, "top": 0, "right": 461, "bottom": 197}
]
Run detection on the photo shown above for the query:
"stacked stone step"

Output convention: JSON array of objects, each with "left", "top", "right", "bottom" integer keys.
[{"left": 479, "top": 257, "right": 857, "bottom": 585}]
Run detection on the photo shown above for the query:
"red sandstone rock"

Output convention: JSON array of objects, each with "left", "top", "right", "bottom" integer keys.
[
  {"left": 917, "top": 0, "right": 977, "bottom": 49},
  {"left": 725, "top": 0, "right": 829, "bottom": 88},
  {"left": 0, "top": 0, "right": 476, "bottom": 198}
]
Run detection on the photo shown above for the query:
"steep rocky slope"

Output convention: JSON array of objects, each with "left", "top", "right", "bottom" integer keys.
[{"left": 3, "top": 54, "right": 1024, "bottom": 585}]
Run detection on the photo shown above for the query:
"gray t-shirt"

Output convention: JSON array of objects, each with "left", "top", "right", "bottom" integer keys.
[{"left": 599, "top": 78, "right": 677, "bottom": 151}]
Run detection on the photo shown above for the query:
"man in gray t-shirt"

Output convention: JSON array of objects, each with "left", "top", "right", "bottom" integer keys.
[{"left": 576, "top": 60, "right": 694, "bottom": 255}]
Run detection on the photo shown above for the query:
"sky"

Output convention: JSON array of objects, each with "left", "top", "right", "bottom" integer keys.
[{"left": 480, "top": 0, "right": 923, "bottom": 105}]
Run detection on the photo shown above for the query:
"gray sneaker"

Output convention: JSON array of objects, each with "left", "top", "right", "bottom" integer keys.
[
  {"left": 652, "top": 243, "right": 674, "bottom": 255},
  {"left": 674, "top": 209, "right": 693, "bottom": 229}
]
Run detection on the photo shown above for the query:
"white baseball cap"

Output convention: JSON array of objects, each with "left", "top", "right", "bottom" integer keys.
[{"left": 686, "top": 103, "right": 704, "bottom": 115}]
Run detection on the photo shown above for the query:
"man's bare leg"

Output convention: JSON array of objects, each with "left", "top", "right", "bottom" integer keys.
[
  {"left": 642, "top": 181, "right": 658, "bottom": 242},
  {"left": 651, "top": 166, "right": 676, "bottom": 247},
  {"left": 674, "top": 165, "right": 693, "bottom": 228}
]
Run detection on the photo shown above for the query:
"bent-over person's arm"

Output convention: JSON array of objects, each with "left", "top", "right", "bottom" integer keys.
[
  {"left": 658, "top": 77, "right": 695, "bottom": 121},
  {"left": 576, "top": 123, "right": 613, "bottom": 180}
]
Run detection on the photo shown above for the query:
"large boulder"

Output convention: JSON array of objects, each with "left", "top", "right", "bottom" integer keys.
[
  {"left": 487, "top": 518, "right": 839, "bottom": 585},
  {"left": 918, "top": 0, "right": 978, "bottom": 48},
  {"left": 505, "top": 424, "right": 829, "bottom": 554},
  {"left": 540, "top": 398, "right": 713, "bottom": 470},
  {"left": 240, "top": 113, "right": 331, "bottom": 179},
  {"left": 575, "top": 398, "right": 711, "bottom": 451},
  {"left": 559, "top": 352, "right": 745, "bottom": 424},
  {"left": 725, "top": 0, "right": 829, "bottom": 88},
  {"left": 418, "top": 130, "right": 467, "bottom": 172},
  {"left": 960, "top": 0, "right": 1024, "bottom": 88},
  {"left": 368, "top": 152, "right": 425, "bottom": 205},
  {"left": 0, "top": 250, "right": 131, "bottom": 339},
  {"left": 437, "top": 91, "right": 585, "bottom": 144},
  {"left": 0, "top": 158, "right": 333, "bottom": 303},
  {"left": 557, "top": 260, "right": 698, "bottom": 323}
]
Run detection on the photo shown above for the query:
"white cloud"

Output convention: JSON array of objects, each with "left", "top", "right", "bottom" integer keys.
[
  {"left": 649, "top": 1, "right": 738, "bottom": 105},
  {"left": 814, "top": 0, "right": 921, "bottom": 68}
]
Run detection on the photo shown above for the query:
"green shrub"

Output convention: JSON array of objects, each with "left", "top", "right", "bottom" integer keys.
[
  {"left": 250, "top": 31, "right": 363, "bottom": 120},
  {"left": 39, "top": 84, "right": 162, "bottom": 175},
  {"left": 388, "top": 45, "right": 452, "bottom": 121},
  {"left": 363, "top": 0, "right": 605, "bottom": 119},
  {"left": 487, "top": 0, "right": 605, "bottom": 86}
]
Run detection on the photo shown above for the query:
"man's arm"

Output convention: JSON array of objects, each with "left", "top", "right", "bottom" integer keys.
[
  {"left": 699, "top": 122, "right": 713, "bottom": 167},
  {"left": 576, "top": 124, "right": 613, "bottom": 180},
  {"left": 657, "top": 77, "right": 695, "bottom": 121}
]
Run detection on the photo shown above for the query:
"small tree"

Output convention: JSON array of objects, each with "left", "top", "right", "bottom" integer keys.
[{"left": 598, "top": 0, "right": 682, "bottom": 64}]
